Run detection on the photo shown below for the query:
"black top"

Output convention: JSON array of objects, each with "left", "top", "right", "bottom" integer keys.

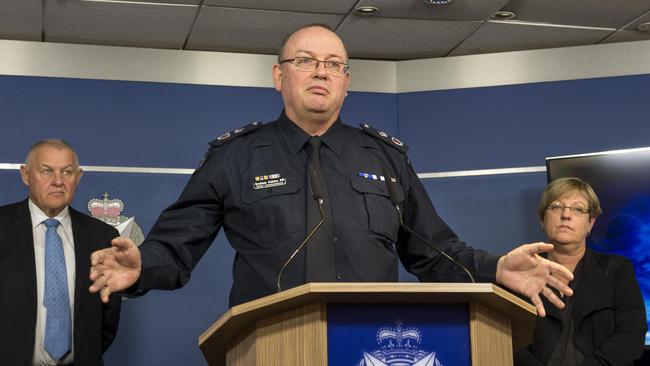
[
  {"left": 515, "top": 249, "right": 647, "bottom": 366},
  {"left": 548, "top": 258, "right": 585, "bottom": 366},
  {"left": 136, "top": 111, "right": 499, "bottom": 306}
]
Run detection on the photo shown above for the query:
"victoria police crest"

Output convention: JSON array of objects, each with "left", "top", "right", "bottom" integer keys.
[{"left": 357, "top": 321, "right": 443, "bottom": 366}]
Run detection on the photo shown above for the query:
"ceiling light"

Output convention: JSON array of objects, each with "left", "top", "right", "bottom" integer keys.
[
  {"left": 491, "top": 10, "right": 516, "bottom": 20},
  {"left": 422, "top": 0, "right": 454, "bottom": 4},
  {"left": 638, "top": 22, "right": 650, "bottom": 32},
  {"left": 355, "top": 6, "right": 381, "bottom": 16}
]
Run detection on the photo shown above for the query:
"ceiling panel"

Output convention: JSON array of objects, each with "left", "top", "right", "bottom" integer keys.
[
  {"left": 355, "top": 0, "right": 508, "bottom": 21},
  {"left": 187, "top": 7, "right": 343, "bottom": 54},
  {"left": 115, "top": 0, "right": 200, "bottom": 4},
  {"left": 339, "top": 16, "right": 481, "bottom": 60},
  {"left": 502, "top": 0, "right": 650, "bottom": 29},
  {"left": 45, "top": 1, "right": 197, "bottom": 49},
  {"left": 204, "top": 0, "right": 354, "bottom": 14},
  {"left": 450, "top": 21, "right": 613, "bottom": 56},
  {"left": 0, "top": 0, "right": 41, "bottom": 41},
  {"left": 1, "top": 0, "right": 649, "bottom": 62},
  {"left": 623, "top": 10, "right": 650, "bottom": 30},
  {"left": 601, "top": 31, "right": 650, "bottom": 44}
]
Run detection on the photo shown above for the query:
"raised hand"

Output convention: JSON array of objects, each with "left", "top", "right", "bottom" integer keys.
[
  {"left": 496, "top": 242, "right": 574, "bottom": 317},
  {"left": 89, "top": 237, "right": 142, "bottom": 303}
]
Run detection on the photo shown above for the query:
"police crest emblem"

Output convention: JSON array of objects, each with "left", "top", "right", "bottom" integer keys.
[{"left": 358, "top": 322, "right": 443, "bottom": 366}]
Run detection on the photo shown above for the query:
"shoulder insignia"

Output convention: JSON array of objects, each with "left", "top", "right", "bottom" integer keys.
[
  {"left": 359, "top": 123, "right": 408, "bottom": 153},
  {"left": 209, "top": 121, "right": 263, "bottom": 147}
]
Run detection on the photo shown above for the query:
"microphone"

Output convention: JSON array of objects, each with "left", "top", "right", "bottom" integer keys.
[
  {"left": 276, "top": 164, "right": 325, "bottom": 292},
  {"left": 307, "top": 164, "right": 323, "bottom": 203},
  {"left": 381, "top": 167, "right": 475, "bottom": 283}
]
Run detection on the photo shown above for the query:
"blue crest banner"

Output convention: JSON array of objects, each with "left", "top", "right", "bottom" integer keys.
[{"left": 327, "top": 303, "right": 471, "bottom": 366}]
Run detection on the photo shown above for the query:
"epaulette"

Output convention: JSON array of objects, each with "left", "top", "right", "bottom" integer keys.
[
  {"left": 359, "top": 123, "right": 408, "bottom": 153},
  {"left": 209, "top": 121, "right": 263, "bottom": 147}
]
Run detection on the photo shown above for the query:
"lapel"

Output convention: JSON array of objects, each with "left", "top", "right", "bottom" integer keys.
[
  {"left": 69, "top": 207, "right": 91, "bottom": 323},
  {"left": 14, "top": 199, "right": 37, "bottom": 317},
  {"left": 573, "top": 250, "right": 614, "bottom": 327}
]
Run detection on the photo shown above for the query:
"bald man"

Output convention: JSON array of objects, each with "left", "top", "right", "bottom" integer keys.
[{"left": 90, "top": 24, "right": 573, "bottom": 317}]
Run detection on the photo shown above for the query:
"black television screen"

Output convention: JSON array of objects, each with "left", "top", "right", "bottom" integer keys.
[{"left": 547, "top": 147, "right": 650, "bottom": 345}]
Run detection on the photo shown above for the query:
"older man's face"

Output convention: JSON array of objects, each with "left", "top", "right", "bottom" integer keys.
[
  {"left": 273, "top": 26, "right": 350, "bottom": 124},
  {"left": 20, "top": 146, "right": 82, "bottom": 217}
]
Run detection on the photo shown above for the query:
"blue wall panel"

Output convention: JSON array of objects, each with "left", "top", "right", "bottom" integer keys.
[
  {"left": 399, "top": 74, "right": 650, "bottom": 172},
  {"left": 0, "top": 75, "right": 397, "bottom": 167}
]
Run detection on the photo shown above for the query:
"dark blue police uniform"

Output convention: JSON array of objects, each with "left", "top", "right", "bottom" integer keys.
[{"left": 135, "top": 111, "right": 499, "bottom": 306}]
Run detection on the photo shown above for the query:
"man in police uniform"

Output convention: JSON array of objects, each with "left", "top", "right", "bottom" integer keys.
[{"left": 90, "top": 24, "right": 573, "bottom": 316}]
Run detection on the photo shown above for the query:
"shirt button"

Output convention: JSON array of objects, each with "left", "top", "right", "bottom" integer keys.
[
  {"left": 332, "top": 237, "right": 338, "bottom": 244},
  {"left": 336, "top": 274, "right": 343, "bottom": 280}
]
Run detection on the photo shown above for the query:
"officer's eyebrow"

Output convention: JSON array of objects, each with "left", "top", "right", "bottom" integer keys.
[{"left": 293, "top": 49, "right": 345, "bottom": 62}]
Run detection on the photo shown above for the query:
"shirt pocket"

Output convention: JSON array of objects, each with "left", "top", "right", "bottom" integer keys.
[
  {"left": 241, "top": 177, "right": 302, "bottom": 244},
  {"left": 350, "top": 176, "right": 403, "bottom": 242}
]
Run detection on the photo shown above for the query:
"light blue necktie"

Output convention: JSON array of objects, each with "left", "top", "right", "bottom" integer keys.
[{"left": 43, "top": 218, "right": 71, "bottom": 361}]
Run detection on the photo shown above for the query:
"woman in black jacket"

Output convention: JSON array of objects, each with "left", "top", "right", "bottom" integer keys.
[{"left": 516, "top": 177, "right": 646, "bottom": 366}]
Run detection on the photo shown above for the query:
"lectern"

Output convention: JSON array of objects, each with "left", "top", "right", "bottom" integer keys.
[{"left": 199, "top": 283, "right": 535, "bottom": 366}]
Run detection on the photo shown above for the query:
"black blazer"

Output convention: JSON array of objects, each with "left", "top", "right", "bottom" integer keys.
[
  {"left": 0, "top": 200, "right": 121, "bottom": 366},
  {"left": 516, "top": 249, "right": 647, "bottom": 366}
]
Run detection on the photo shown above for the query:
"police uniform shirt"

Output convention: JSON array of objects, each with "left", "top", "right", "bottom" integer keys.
[{"left": 136, "top": 111, "right": 500, "bottom": 306}]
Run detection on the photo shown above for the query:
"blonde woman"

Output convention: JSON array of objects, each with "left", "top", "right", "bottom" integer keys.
[{"left": 516, "top": 177, "right": 646, "bottom": 365}]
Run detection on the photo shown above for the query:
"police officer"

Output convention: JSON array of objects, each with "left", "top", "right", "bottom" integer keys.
[{"left": 90, "top": 24, "right": 573, "bottom": 316}]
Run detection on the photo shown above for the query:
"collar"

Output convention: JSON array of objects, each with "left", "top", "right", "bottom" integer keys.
[
  {"left": 28, "top": 198, "right": 71, "bottom": 229},
  {"left": 543, "top": 249, "right": 614, "bottom": 322},
  {"left": 275, "top": 110, "right": 344, "bottom": 156}
]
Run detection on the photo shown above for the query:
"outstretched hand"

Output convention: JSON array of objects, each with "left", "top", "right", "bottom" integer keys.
[
  {"left": 89, "top": 237, "right": 142, "bottom": 303},
  {"left": 496, "top": 242, "right": 574, "bottom": 317}
]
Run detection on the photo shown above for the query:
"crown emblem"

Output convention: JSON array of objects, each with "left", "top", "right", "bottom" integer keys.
[
  {"left": 87, "top": 192, "right": 124, "bottom": 226},
  {"left": 359, "top": 321, "right": 442, "bottom": 366},
  {"left": 87, "top": 192, "right": 145, "bottom": 246}
]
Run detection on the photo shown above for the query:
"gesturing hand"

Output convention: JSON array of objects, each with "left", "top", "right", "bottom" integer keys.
[
  {"left": 496, "top": 242, "right": 574, "bottom": 317},
  {"left": 89, "top": 237, "right": 142, "bottom": 303}
]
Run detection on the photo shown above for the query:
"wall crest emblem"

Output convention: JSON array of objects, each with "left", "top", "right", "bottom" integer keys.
[{"left": 87, "top": 192, "right": 145, "bottom": 245}]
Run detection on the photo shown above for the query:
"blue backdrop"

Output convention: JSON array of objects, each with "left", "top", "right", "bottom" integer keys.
[{"left": 1, "top": 72, "right": 649, "bottom": 365}]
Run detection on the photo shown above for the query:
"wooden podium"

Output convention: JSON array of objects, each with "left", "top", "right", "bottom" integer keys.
[{"left": 199, "top": 283, "right": 536, "bottom": 366}]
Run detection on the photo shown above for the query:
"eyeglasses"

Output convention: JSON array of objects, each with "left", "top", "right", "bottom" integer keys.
[
  {"left": 279, "top": 57, "right": 350, "bottom": 77},
  {"left": 547, "top": 202, "right": 590, "bottom": 216}
]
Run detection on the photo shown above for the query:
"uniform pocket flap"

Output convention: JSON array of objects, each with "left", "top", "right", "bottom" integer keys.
[{"left": 350, "top": 176, "right": 404, "bottom": 202}]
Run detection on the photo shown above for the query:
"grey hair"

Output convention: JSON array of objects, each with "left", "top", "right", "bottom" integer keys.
[{"left": 25, "top": 139, "right": 80, "bottom": 168}]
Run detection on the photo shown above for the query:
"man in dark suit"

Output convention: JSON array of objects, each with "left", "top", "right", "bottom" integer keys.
[{"left": 0, "top": 139, "right": 121, "bottom": 366}]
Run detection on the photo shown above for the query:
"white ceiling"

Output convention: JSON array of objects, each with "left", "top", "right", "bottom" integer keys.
[{"left": 1, "top": 0, "right": 649, "bottom": 60}]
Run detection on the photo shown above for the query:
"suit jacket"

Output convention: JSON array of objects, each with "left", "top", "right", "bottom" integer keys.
[
  {"left": 515, "top": 249, "right": 647, "bottom": 366},
  {"left": 0, "top": 199, "right": 121, "bottom": 366}
]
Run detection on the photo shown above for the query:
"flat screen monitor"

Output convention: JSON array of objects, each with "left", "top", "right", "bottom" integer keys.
[{"left": 547, "top": 147, "right": 650, "bottom": 345}]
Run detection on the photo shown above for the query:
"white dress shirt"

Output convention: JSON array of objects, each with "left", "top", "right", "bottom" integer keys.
[{"left": 29, "top": 200, "right": 76, "bottom": 366}]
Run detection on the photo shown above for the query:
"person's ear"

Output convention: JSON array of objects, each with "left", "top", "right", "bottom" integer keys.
[{"left": 272, "top": 64, "right": 283, "bottom": 92}]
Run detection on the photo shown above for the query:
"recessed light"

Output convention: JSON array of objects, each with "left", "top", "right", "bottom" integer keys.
[
  {"left": 491, "top": 10, "right": 516, "bottom": 20},
  {"left": 422, "top": 0, "right": 454, "bottom": 4},
  {"left": 355, "top": 6, "right": 381, "bottom": 16},
  {"left": 638, "top": 22, "right": 650, "bottom": 32}
]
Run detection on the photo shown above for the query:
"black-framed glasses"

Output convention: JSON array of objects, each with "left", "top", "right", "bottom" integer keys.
[
  {"left": 279, "top": 57, "right": 349, "bottom": 77},
  {"left": 547, "top": 202, "right": 590, "bottom": 216}
]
